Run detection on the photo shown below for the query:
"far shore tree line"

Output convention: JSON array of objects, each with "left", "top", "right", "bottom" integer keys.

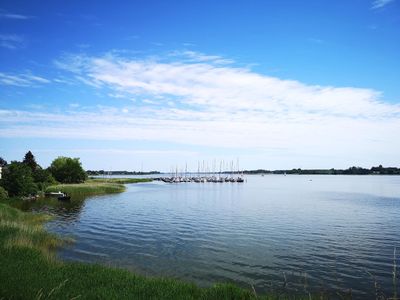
[
  {"left": 241, "top": 165, "right": 400, "bottom": 175},
  {"left": 0, "top": 151, "right": 87, "bottom": 198}
]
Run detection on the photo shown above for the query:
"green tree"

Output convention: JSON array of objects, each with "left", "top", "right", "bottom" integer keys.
[
  {"left": 33, "top": 167, "right": 56, "bottom": 191},
  {"left": 0, "top": 161, "right": 38, "bottom": 197},
  {"left": 49, "top": 157, "right": 87, "bottom": 183},
  {"left": 23, "top": 151, "right": 38, "bottom": 171},
  {"left": 0, "top": 157, "right": 7, "bottom": 167}
]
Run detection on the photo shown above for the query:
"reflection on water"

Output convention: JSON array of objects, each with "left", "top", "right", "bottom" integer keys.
[
  {"left": 40, "top": 175, "right": 400, "bottom": 299},
  {"left": 23, "top": 197, "right": 85, "bottom": 223}
]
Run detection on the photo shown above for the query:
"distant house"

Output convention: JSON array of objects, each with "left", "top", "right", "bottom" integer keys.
[{"left": 0, "top": 166, "right": 2, "bottom": 179}]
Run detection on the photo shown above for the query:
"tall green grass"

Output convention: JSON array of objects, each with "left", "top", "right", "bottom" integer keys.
[
  {"left": 45, "top": 178, "right": 152, "bottom": 200},
  {"left": 87, "top": 177, "right": 153, "bottom": 184},
  {"left": 0, "top": 203, "right": 66, "bottom": 259},
  {"left": 45, "top": 182, "right": 125, "bottom": 198}
]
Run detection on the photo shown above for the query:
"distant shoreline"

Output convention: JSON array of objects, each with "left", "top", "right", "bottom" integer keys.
[
  {"left": 87, "top": 165, "right": 400, "bottom": 176},
  {"left": 239, "top": 165, "right": 400, "bottom": 175}
]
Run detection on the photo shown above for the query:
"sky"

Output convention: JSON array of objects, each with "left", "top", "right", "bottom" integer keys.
[{"left": 0, "top": 0, "right": 399, "bottom": 171}]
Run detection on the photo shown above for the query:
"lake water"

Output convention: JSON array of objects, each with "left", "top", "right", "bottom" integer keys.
[{"left": 45, "top": 175, "right": 400, "bottom": 299}]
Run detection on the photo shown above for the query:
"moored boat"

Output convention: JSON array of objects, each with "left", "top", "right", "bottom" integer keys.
[{"left": 57, "top": 194, "right": 71, "bottom": 201}]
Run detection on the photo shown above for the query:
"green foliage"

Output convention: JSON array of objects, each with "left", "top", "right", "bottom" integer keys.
[
  {"left": 0, "top": 156, "right": 7, "bottom": 167},
  {"left": 0, "top": 162, "right": 38, "bottom": 197},
  {"left": 22, "top": 150, "right": 38, "bottom": 171},
  {"left": 0, "top": 186, "right": 8, "bottom": 200},
  {"left": 33, "top": 167, "right": 56, "bottom": 191},
  {"left": 49, "top": 156, "right": 87, "bottom": 183}
]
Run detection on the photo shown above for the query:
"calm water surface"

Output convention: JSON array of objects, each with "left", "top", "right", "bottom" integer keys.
[{"left": 45, "top": 175, "right": 400, "bottom": 298}]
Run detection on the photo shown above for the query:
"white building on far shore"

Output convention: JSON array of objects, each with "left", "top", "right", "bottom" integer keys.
[{"left": 0, "top": 166, "right": 2, "bottom": 179}]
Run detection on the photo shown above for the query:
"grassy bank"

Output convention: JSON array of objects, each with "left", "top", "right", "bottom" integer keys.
[
  {"left": 46, "top": 182, "right": 125, "bottom": 198},
  {"left": 87, "top": 177, "right": 153, "bottom": 184},
  {"left": 0, "top": 203, "right": 65, "bottom": 257},
  {"left": 45, "top": 178, "right": 152, "bottom": 199},
  {"left": 0, "top": 202, "right": 275, "bottom": 299}
]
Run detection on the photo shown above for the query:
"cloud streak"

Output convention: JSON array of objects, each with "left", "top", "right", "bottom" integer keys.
[
  {"left": 1, "top": 50, "right": 400, "bottom": 167},
  {"left": 0, "top": 12, "right": 34, "bottom": 20},
  {"left": 0, "top": 34, "right": 25, "bottom": 49},
  {"left": 371, "top": 0, "right": 395, "bottom": 9},
  {"left": 0, "top": 72, "right": 50, "bottom": 86},
  {"left": 55, "top": 51, "right": 400, "bottom": 119}
]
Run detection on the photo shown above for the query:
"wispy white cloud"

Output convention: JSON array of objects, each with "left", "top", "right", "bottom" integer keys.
[
  {"left": 0, "top": 12, "right": 34, "bottom": 20},
  {"left": 53, "top": 77, "right": 75, "bottom": 85},
  {"left": 0, "top": 72, "right": 50, "bottom": 86},
  {"left": 47, "top": 148, "right": 199, "bottom": 156},
  {"left": 0, "top": 107, "right": 399, "bottom": 164},
  {"left": 170, "top": 50, "right": 235, "bottom": 64},
  {"left": 1, "top": 51, "right": 400, "bottom": 167},
  {"left": 55, "top": 52, "right": 400, "bottom": 119},
  {"left": 371, "top": 0, "right": 395, "bottom": 9},
  {"left": 0, "top": 34, "right": 25, "bottom": 49}
]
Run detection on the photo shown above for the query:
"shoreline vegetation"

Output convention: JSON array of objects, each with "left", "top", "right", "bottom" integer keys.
[{"left": 45, "top": 178, "right": 153, "bottom": 200}]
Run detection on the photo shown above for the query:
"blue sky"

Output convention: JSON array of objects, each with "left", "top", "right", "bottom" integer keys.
[{"left": 0, "top": 0, "right": 399, "bottom": 171}]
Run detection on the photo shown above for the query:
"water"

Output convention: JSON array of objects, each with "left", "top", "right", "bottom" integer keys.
[{"left": 45, "top": 175, "right": 400, "bottom": 298}]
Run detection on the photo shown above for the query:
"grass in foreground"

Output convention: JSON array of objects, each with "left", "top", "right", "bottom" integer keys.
[
  {"left": 0, "top": 202, "right": 295, "bottom": 300},
  {"left": 0, "top": 203, "right": 65, "bottom": 259}
]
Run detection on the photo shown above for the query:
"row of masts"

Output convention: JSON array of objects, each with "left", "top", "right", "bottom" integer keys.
[{"left": 158, "top": 159, "right": 245, "bottom": 183}]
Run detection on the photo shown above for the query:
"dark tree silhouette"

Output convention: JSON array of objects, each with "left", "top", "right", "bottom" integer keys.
[
  {"left": 0, "top": 157, "right": 7, "bottom": 167},
  {"left": 23, "top": 151, "right": 38, "bottom": 171}
]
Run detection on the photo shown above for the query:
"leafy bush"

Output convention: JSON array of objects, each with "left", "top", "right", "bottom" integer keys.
[{"left": 49, "top": 157, "right": 87, "bottom": 184}]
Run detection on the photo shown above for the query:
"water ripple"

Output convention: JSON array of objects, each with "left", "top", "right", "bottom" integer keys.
[{"left": 45, "top": 176, "right": 400, "bottom": 299}]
